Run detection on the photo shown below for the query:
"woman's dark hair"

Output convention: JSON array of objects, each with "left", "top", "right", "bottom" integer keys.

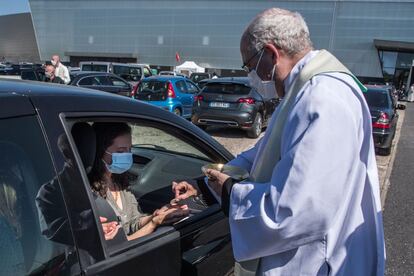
[{"left": 88, "top": 122, "right": 132, "bottom": 198}]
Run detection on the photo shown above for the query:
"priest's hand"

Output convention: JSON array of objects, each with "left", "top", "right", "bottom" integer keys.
[
  {"left": 205, "top": 169, "right": 230, "bottom": 197},
  {"left": 172, "top": 181, "right": 198, "bottom": 200}
]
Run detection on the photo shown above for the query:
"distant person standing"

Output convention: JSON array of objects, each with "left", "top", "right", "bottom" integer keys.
[
  {"left": 51, "top": 55, "right": 71, "bottom": 84},
  {"left": 212, "top": 72, "right": 218, "bottom": 79},
  {"left": 45, "top": 65, "right": 64, "bottom": 84},
  {"left": 407, "top": 84, "right": 414, "bottom": 102}
]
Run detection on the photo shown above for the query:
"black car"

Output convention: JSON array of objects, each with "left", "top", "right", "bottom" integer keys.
[
  {"left": 0, "top": 63, "right": 21, "bottom": 75},
  {"left": 190, "top": 73, "right": 212, "bottom": 84},
  {"left": 70, "top": 71, "right": 133, "bottom": 97},
  {"left": 192, "top": 77, "right": 279, "bottom": 138},
  {"left": 20, "top": 67, "right": 46, "bottom": 82},
  {"left": 363, "top": 85, "right": 405, "bottom": 155},
  {"left": 0, "top": 80, "right": 234, "bottom": 275}
]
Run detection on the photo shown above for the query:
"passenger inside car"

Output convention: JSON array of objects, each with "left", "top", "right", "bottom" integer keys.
[
  {"left": 0, "top": 164, "right": 25, "bottom": 275},
  {"left": 89, "top": 122, "right": 189, "bottom": 241}
]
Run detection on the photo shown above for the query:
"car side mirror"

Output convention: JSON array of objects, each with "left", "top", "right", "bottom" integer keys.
[{"left": 397, "top": 104, "right": 406, "bottom": 110}]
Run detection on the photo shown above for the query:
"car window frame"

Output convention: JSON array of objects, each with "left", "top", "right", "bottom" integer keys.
[
  {"left": 108, "top": 76, "right": 130, "bottom": 88},
  {"left": 185, "top": 80, "right": 200, "bottom": 94},
  {"left": 175, "top": 80, "right": 188, "bottom": 93},
  {"left": 60, "top": 111, "right": 231, "bottom": 257}
]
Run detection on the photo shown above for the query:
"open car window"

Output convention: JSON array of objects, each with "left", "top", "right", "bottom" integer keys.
[{"left": 65, "top": 116, "right": 222, "bottom": 256}]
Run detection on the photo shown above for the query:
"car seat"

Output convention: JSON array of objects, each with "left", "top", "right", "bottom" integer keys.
[{"left": 71, "top": 122, "right": 96, "bottom": 173}]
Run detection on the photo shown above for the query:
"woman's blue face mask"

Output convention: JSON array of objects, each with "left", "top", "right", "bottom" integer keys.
[{"left": 103, "top": 151, "right": 133, "bottom": 174}]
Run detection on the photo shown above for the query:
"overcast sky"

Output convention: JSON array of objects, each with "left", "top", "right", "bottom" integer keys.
[{"left": 0, "top": 0, "right": 30, "bottom": 16}]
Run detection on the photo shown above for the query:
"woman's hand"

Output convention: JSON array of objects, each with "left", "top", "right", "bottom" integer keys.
[
  {"left": 100, "top": 216, "right": 121, "bottom": 240},
  {"left": 151, "top": 205, "right": 190, "bottom": 226},
  {"left": 172, "top": 181, "right": 198, "bottom": 201}
]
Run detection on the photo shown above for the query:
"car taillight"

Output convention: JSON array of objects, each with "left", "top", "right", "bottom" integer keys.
[
  {"left": 194, "top": 95, "right": 204, "bottom": 102},
  {"left": 238, "top": 97, "right": 255, "bottom": 104},
  {"left": 167, "top": 82, "right": 176, "bottom": 98},
  {"left": 131, "top": 82, "right": 139, "bottom": 98},
  {"left": 373, "top": 112, "right": 390, "bottom": 129}
]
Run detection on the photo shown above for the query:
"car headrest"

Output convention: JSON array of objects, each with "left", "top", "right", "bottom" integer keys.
[{"left": 71, "top": 122, "right": 96, "bottom": 173}]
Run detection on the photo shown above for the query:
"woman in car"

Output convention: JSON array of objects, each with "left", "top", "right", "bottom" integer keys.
[{"left": 89, "top": 122, "right": 189, "bottom": 241}]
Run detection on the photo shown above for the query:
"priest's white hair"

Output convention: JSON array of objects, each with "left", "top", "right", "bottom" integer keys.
[{"left": 242, "top": 8, "right": 313, "bottom": 57}]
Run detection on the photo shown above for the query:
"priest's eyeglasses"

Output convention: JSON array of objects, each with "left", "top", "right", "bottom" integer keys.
[{"left": 241, "top": 47, "right": 263, "bottom": 72}]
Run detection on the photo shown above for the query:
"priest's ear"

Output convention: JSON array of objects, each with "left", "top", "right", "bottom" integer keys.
[{"left": 264, "top": 43, "right": 280, "bottom": 65}]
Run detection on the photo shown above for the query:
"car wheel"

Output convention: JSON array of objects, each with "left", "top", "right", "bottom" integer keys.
[
  {"left": 173, "top": 108, "right": 182, "bottom": 116},
  {"left": 247, "top": 113, "right": 263, "bottom": 138}
]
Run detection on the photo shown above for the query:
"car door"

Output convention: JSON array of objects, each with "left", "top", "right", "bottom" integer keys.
[
  {"left": 30, "top": 90, "right": 234, "bottom": 275},
  {"left": 174, "top": 80, "right": 191, "bottom": 116},
  {"left": 108, "top": 76, "right": 132, "bottom": 97},
  {"left": 77, "top": 75, "right": 109, "bottom": 93},
  {"left": 28, "top": 108, "right": 182, "bottom": 275},
  {"left": 0, "top": 94, "right": 82, "bottom": 275}
]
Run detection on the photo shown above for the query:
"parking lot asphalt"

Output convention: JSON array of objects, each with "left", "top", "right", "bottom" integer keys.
[{"left": 383, "top": 103, "right": 414, "bottom": 276}]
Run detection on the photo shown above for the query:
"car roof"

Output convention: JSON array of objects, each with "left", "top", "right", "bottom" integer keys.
[
  {"left": 201, "top": 77, "right": 250, "bottom": 85},
  {"left": 143, "top": 75, "right": 188, "bottom": 81},
  {"left": 70, "top": 71, "right": 115, "bottom": 77},
  {"left": 0, "top": 79, "right": 116, "bottom": 96}
]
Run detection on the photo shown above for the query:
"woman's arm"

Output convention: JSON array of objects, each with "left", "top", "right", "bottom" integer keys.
[
  {"left": 138, "top": 214, "right": 154, "bottom": 228},
  {"left": 127, "top": 206, "right": 189, "bottom": 241},
  {"left": 126, "top": 219, "right": 157, "bottom": 241}
]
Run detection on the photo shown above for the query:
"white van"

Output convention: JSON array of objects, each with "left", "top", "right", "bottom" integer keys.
[{"left": 79, "top": 62, "right": 152, "bottom": 82}]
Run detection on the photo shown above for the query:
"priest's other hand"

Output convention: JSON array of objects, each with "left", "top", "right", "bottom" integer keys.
[
  {"left": 172, "top": 181, "right": 198, "bottom": 200},
  {"left": 206, "top": 169, "right": 230, "bottom": 197}
]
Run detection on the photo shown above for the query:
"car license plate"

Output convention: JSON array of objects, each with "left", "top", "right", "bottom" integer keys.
[{"left": 210, "top": 102, "right": 229, "bottom": 108}]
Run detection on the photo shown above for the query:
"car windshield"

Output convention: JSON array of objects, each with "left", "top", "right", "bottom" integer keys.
[
  {"left": 363, "top": 91, "right": 390, "bottom": 108},
  {"left": 203, "top": 83, "right": 250, "bottom": 95},
  {"left": 136, "top": 80, "right": 168, "bottom": 101}
]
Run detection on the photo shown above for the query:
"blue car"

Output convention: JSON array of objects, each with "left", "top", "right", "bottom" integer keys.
[{"left": 132, "top": 76, "right": 200, "bottom": 118}]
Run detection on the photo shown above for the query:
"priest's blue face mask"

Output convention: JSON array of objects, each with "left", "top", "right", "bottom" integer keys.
[{"left": 103, "top": 151, "right": 133, "bottom": 174}]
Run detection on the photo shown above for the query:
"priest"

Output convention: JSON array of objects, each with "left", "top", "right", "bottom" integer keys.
[{"left": 173, "top": 7, "right": 385, "bottom": 276}]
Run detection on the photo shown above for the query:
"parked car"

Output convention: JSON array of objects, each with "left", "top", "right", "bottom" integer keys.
[
  {"left": 192, "top": 77, "right": 279, "bottom": 138},
  {"left": 20, "top": 66, "right": 46, "bottom": 82},
  {"left": 79, "top": 61, "right": 152, "bottom": 83},
  {"left": 0, "top": 79, "right": 234, "bottom": 275},
  {"left": 132, "top": 76, "right": 200, "bottom": 118},
  {"left": 0, "top": 63, "right": 21, "bottom": 75},
  {"left": 196, "top": 78, "right": 211, "bottom": 90},
  {"left": 190, "top": 72, "right": 212, "bottom": 84},
  {"left": 363, "top": 85, "right": 405, "bottom": 155},
  {"left": 70, "top": 71, "right": 133, "bottom": 97},
  {"left": 159, "top": 71, "right": 188, "bottom": 78}
]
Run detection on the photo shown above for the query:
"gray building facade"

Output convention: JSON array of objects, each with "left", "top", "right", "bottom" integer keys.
[
  {"left": 0, "top": 13, "right": 40, "bottom": 63},
  {"left": 29, "top": 0, "right": 414, "bottom": 83}
]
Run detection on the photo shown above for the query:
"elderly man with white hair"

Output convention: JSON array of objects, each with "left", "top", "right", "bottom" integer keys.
[
  {"left": 51, "top": 54, "right": 71, "bottom": 84},
  {"left": 173, "top": 7, "right": 385, "bottom": 276}
]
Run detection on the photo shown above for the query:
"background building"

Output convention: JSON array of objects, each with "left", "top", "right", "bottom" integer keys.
[
  {"left": 0, "top": 12, "right": 40, "bottom": 63},
  {"left": 8, "top": 0, "right": 414, "bottom": 85}
]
